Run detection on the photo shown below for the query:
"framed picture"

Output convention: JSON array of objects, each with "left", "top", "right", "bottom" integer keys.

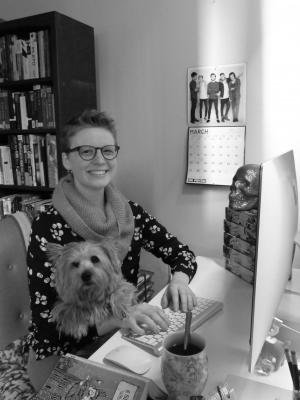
[
  {"left": 186, "top": 126, "right": 246, "bottom": 186},
  {"left": 187, "top": 63, "right": 246, "bottom": 127}
]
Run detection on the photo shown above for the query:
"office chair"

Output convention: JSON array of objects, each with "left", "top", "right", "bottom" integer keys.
[{"left": 0, "top": 211, "right": 35, "bottom": 399}]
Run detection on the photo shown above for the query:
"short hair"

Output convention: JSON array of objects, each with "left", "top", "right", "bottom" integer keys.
[
  {"left": 210, "top": 73, "right": 216, "bottom": 78},
  {"left": 191, "top": 72, "right": 197, "bottom": 78},
  {"left": 220, "top": 73, "right": 225, "bottom": 76},
  {"left": 60, "top": 109, "right": 118, "bottom": 152}
]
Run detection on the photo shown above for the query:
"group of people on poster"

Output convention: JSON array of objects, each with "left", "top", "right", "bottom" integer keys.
[{"left": 189, "top": 71, "right": 241, "bottom": 124}]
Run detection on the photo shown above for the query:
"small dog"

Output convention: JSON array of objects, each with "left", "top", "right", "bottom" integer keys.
[{"left": 47, "top": 240, "right": 137, "bottom": 340}]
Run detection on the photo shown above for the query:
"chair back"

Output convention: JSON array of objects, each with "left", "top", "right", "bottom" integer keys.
[{"left": 0, "top": 212, "right": 32, "bottom": 349}]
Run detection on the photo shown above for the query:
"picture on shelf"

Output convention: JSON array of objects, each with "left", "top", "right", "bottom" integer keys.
[{"left": 187, "top": 63, "right": 246, "bottom": 127}]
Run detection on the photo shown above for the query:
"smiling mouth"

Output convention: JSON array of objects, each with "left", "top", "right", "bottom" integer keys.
[{"left": 88, "top": 170, "right": 108, "bottom": 176}]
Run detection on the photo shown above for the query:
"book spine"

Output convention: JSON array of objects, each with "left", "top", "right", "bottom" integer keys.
[
  {"left": 9, "top": 34, "right": 19, "bottom": 81},
  {"left": 19, "top": 93, "right": 29, "bottom": 129},
  {"left": 21, "top": 36, "right": 30, "bottom": 80},
  {"left": 39, "top": 135, "right": 47, "bottom": 186},
  {"left": 37, "top": 30, "right": 46, "bottom": 78},
  {"left": 0, "top": 146, "right": 3, "bottom": 184},
  {"left": 0, "top": 91, "right": 4, "bottom": 129},
  {"left": 29, "top": 31, "right": 39, "bottom": 79},
  {"left": 40, "top": 86, "right": 48, "bottom": 128},
  {"left": 0, "top": 35, "right": 9, "bottom": 82},
  {"left": 32, "top": 135, "right": 41, "bottom": 186},
  {"left": 2, "top": 91, "right": 10, "bottom": 129},
  {"left": 43, "top": 30, "right": 51, "bottom": 77},
  {"left": 33, "top": 84, "right": 43, "bottom": 128},
  {"left": 9, "top": 135, "right": 21, "bottom": 185},
  {"left": 46, "top": 133, "right": 58, "bottom": 188},
  {"left": 15, "top": 37, "right": 23, "bottom": 80},
  {"left": 7, "top": 90, "right": 17, "bottom": 129},
  {"left": 29, "top": 134, "right": 37, "bottom": 186},
  {"left": 13, "top": 91, "right": 21, "bottom": 129},
  {"left": 17, "top": 134, "right": 25, "bottom": 185},
  {"left": 1, "top": 145, "right": 14, "bottom": 185},
  {"left": 7, "top": 136, "right": 17, "bottom": 185},
  {"left": 23, "top": 134, "right": 33, "bottom": 186}
]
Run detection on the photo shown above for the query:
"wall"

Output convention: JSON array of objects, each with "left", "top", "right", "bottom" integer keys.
[{"left": 1, "top": 0, "right": 299, "bottom": 270}]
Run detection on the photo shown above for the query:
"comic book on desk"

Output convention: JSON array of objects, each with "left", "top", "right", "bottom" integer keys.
[{"left": 34, "top": 353, "right": 158, "bottom": 400}]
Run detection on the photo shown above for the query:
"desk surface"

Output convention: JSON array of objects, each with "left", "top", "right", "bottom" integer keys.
[{"left": 90, "top": 256, "right": 293, "bottom": 396}]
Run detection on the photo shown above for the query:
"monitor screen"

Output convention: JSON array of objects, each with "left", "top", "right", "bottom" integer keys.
[{"left": 249, "top": 150, "right": 298, "bottom": 372}]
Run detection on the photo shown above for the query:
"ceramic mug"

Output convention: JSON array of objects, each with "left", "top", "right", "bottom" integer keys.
[{"left": 161, "top": 331, "right": 208, "bottom": 400}]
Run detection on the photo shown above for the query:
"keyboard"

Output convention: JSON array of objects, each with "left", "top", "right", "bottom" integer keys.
[{"left": 122, "top": 296, "right": 223, "bottom": 356}]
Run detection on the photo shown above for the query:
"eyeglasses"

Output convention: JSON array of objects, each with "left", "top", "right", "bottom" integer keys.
[{"left": 66, "top": 145, "right": 120, "bottom": 161}]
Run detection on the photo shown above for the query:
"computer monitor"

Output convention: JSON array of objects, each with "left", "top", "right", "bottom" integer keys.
[{"left": 249, "top": 150, "right": 298, "bottom": 373}]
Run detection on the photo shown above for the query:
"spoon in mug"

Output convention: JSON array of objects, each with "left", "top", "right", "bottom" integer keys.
[{"left": 183, "top": 311, "right": 192, "bottom": 351}]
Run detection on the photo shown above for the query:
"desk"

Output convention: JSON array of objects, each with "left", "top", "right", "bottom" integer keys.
[{"left": 90, "top": 256, "right": 293, "bottom": 396}]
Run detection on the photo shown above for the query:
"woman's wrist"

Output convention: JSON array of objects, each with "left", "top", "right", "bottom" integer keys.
[{"left": 171, "top": 271, "right": 189, "bottom": 285}]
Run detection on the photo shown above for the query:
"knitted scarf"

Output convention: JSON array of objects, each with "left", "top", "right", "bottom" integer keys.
[{"left": 52, "top": 174, "right": 134, "bottom": 262}]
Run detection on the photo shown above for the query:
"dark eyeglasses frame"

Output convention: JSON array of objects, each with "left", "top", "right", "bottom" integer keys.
[{"left": 66, "top": 145, "right": 120, "bottom": 161}]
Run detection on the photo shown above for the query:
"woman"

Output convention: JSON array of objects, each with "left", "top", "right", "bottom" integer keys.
[
  {"left": 26, "top": 109, "right": 198, "bottom": 389},
  {"left": 228, "top": 72, "right": 241, "bottom": 122}
]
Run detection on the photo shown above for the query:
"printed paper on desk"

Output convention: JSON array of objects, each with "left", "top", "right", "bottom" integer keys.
[
  {"left": 186, "top": 126, "right": 245, "bottom": 186},
  {"left": 34, "top": 353, "right": 149, "bottom": 400}
]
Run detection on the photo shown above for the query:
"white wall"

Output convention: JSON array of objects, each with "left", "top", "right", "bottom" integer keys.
[{"left": 1, "top": 0, "right": 299, "bottom": 266}]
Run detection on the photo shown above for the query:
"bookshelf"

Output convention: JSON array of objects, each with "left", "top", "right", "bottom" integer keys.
[{"left": 0, "top": 11, "right": 97, "bottom": 215}]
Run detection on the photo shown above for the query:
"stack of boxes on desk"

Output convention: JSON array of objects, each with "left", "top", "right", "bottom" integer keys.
[{"left": 223, "top": 207, "right": 258, "bottom": 285}]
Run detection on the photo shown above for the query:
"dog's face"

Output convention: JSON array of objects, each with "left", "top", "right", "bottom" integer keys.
[{"left": 47, "top": 240, "right": 121, "bottom": 305}]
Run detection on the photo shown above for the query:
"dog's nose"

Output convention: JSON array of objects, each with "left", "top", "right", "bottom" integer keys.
[{"left": 81, "top": 270, "right": 92, "bottom": 282}]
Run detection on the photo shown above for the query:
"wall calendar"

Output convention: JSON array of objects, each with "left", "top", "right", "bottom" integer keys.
[{"left": 186, "top": 126, "right": 245, "bottom": 186}]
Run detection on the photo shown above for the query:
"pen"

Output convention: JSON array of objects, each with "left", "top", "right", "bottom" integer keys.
[
  {"left": 291, "top": 350, "right": 300, "bottom": 391},
  {"left": 284, "top": 348, "right": 296, "bottom": 389}
]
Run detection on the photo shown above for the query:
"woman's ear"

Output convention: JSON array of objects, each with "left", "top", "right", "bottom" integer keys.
[{"left": 62, "top": 152, "right": 71, "bottom": 171}]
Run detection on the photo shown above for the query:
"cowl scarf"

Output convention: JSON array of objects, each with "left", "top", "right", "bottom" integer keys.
[{"left": 52, "top": 174, "right": 134, "bottom": 263}]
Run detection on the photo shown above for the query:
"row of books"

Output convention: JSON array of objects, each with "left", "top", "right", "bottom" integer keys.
[
  {"left": 223, "top": 207, "right": 258, "bottom": 284},
  {"left": 0, "top": 84, "right": 55, "bottom": 130},
  {"left": 0, "top": 30, "right": 51, "bottom": 82},
  {"left": 0, "top": 133, "right": 58, "bottom": 188},
  {"left": 0, "top": 193, "right": 52, "bottom": 220}
]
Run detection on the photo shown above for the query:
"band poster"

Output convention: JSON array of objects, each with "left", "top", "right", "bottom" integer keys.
[
  {"left": 187, "top": 63, "right": 246, "bottom": 127},
  {"left": 186, "top": 126, "right": 246, "bottom": 186}
]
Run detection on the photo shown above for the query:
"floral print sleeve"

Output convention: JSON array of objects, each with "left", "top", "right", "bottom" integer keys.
[
  {"left": 130, "top": 202, "right": 197, "bottom": 282},
  {"left": 26, "top": 209, "right": 82, "bottom": 360}
]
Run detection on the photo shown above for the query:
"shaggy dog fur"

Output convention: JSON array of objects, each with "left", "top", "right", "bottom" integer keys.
[{"left": 47, "top": 240, "right": 137, "bottom": 340}]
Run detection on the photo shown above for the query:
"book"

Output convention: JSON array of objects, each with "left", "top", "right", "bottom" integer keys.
[
  {"left": 0, "top": 147, "right": 3, "bottom": 184},
  {"left": 29, "top": 31, "right": 39, "bottom": 79},
  {"left": 0, "top": 35, "right": 9, "bottom": 82},
  {"left": 8, "top": 135, "right": 21, "bottom": 185},
  {"left": 223, "top": 232, "right": 256, "bottom": 258},
  {"left": 223, "top": 244, "right": 255, "bottom": 271},
  {"left": 28, "top": 134, "right": 37, "bottom": 186},
  {"left": 0, "top": 145, "right": 14, "bottom": 185},
  {"left": 35, "top": 353, "right": 150, "bottom": 400},
  {"left": 46, "top": 133, "right": 58, "bottom": 188},
  {"left": 37, "top": 30, "right": 46, "bottom": 78},
  {"left": 17, "top": 134, "right": 25, "bottom": 185}
]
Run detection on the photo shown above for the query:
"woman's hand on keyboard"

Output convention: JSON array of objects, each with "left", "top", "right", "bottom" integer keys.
[
  {"left": 120, "top": 303, "right": 170, "bottom": 335},
  {"left": 161, "top": 271, "right": 197, "bottom": 312}
]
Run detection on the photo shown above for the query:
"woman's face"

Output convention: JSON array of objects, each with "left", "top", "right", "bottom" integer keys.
[{"left": 62, "top": 126, "right": 117, "bottom": 194}]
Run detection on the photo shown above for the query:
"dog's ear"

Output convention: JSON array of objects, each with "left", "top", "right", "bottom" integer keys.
[{"left": 47, "top": 242, "right": 64, "bottom": 264}]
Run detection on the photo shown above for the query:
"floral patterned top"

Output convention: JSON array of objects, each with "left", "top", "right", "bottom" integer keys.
[{"left": 26, "top": 201, "right": 197, "bottom": 360}]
